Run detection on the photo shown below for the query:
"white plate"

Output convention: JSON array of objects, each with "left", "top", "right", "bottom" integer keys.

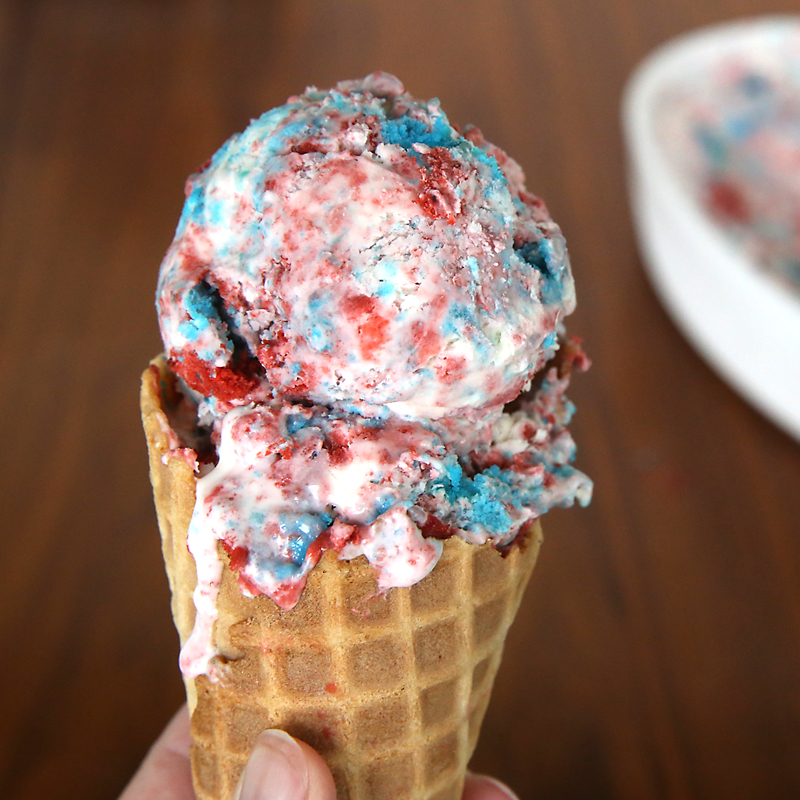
[{"left": 623, "top": 17, "right": 800, "bottom": 441}]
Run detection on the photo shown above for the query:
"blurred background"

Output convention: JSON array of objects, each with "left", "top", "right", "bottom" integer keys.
[{"left": 2, "top": 1, "right": 800, "bottom": 798}]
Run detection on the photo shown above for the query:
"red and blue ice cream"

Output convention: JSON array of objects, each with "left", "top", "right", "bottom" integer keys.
[{"left": 156, "top": 73, "right": 592, "bottom": 678}]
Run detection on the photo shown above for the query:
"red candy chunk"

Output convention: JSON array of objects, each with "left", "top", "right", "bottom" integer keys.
[{"left": 170, "top": 351, "right": 260, "bottom": 403}]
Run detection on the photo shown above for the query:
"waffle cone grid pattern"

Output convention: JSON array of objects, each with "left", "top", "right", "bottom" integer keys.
[{"left": 141, "top": 357, "right": 542, "bottom": 800}]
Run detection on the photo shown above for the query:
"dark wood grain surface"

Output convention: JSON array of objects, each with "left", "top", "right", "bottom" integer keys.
[{"left": 3, "top": 1, "right": 800, "bottom": 798}]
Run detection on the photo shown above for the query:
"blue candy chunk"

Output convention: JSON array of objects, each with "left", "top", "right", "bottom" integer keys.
[
  {"left": 430, "top": 462, "right": 518, "bottom": 537},
  {"left": 306, "top": 322, "right": 332, "bottom": 352},
  {"left": 302, "top": 291, "right": 335, "bottom": 352},
  {"left": 376, "top": 278, "right": 397, "bottom": 299},
  {"left": 269, "top": 558, "right": 304, "bottom": 582},
  {"left": 308, "top": 291, "right": 329, "bottom": 315},
  {"left": 246, "top": 514, "right": 330, "bottom": 581},
  {"left": 209, "top": 132, "right": 238, "bottom": 166},
  {"left": 283, "top": 413, "right": 307, "bottom": 436},
  {"left": 177, "top": 320, "right": 203, "bottom": 340},
  {"left": 175, "top": 182, "right": 206, "bottom": 237},
  {"left": 372, "top": 493, "right": 397, "bottom": 519},
  {"left": 426, "top": 449, "right": 593, "bottom": 540},
  {"left": 178, "top": 283, "right": 233, "bottom": 354},
  {"left": 205, "top": 196, "right": 224, "bottom": 226},
  {"left": 515, "top": 238, "right": 566, "bottom": 305},
  {"left": 246, "top": 104, "right": 304, "bottom": 156},
  {"left": 442, "top": 302, "right": 480, "bottom": 338},
  {"left": 468, "top": 471, "right": 515, "bottom": 534},
  {"left": 431, "top": 458, "right": 466, "bottom": 503},
  {"left": 380, "top": 112, "right": 457, "bottom": 151},
  {"left": 185, "top": 282, "right": 219, "bottom": 324},
  {"left": 279, "top": 513, "right": 332, "bottom": 566},
  {"left": 274, "top": 115, "right": 318, "bottom": 149},
  {"left": 460, "top": 139, "right": 508, "bottom": 187}
]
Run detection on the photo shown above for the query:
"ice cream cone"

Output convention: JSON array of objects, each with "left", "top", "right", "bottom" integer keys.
[{"left": 141, "top": 355, "right": 542, "bottom": 800}]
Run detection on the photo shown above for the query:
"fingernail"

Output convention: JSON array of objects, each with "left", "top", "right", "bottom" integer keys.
[
  {"left": 484, "top": 776, "right": 520, "bottom": 800},
  {"left": 466, "top": 771, "right": 520, "bottom": 800},
  {"left": 233, "top": 730, "right": 309, "bottom": 800}
]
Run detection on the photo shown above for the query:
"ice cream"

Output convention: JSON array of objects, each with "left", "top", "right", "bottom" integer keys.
[
  {"left": 658, "top": 26, "right": 800, "bottom": 292},
  {"left": 144, "top": 71, "right": 592, "bottom": 800},
  {"left": 154, "top": 72, "right": 591, "bottom": 680}
]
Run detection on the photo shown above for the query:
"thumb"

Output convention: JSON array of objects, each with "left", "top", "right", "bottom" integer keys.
[{"left": 234, "top": 729, "right": 337, "bottom": 800}]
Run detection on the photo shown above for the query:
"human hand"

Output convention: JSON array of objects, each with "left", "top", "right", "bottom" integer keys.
[{"left": 119, "top": 705, "right": 518, "bottom": 800}]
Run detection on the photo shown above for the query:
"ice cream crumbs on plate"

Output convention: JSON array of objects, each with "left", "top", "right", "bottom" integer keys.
[
  {"left": 657, "top": 24, "right": 800, "bottom": 293},
  {"left": 155, "top": 71, "right": 592, "bottom": 679}
]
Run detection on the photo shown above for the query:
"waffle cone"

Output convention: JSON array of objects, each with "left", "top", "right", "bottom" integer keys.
[{"left": 141, "top": 355, "right": 543, "bottom": 800}]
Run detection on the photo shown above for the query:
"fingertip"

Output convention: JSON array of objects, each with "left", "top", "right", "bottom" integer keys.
[
  {"left": 159, "top": 703, "right": 192, "bottom": 755},
  {"left": 235, "top": 729, "right": 336, "bottom": 800},
  {"left": 463, "top": 772, "right": 519, "bottom": 800},
  {"left": 291, "top": 736, "right": 338, "bottom": 800}
]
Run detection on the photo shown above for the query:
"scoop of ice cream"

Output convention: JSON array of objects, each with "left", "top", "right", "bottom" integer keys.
[
  {"left": 157, "top": 72, "right": 575, "bottom": 421},
  {"left": 155, "top": 75, "right": 592, "bottom": 676}
]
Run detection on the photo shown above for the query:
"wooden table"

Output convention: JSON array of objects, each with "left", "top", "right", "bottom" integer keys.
[{"left": 3, "top": 1, "right": 800, "bottom": 798}]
